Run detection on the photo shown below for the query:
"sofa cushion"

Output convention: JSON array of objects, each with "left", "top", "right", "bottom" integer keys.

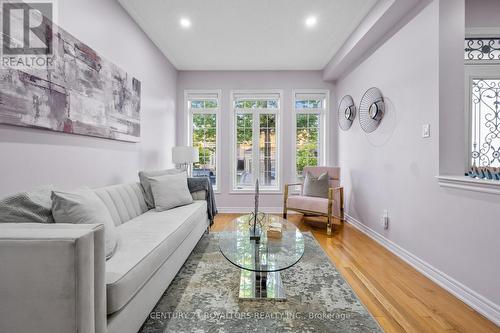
[
  {"left": 105, "top": 200, "right": 207, "bottom": 314},
  {"left": 287, "top": 195, "right": 329, "bottom": 214},
  {"left": 93, "top": 183, "right": 148, "bottom": 226}
]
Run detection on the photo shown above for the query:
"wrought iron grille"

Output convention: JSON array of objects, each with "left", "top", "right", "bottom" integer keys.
[
  {"left": 465, "top": 38, "right": 500, "bottom": 61},
  {"left": 471, "top": 79, "right": 500, "bottom": 167}
]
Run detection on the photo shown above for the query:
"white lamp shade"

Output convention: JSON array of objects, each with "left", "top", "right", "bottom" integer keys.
[{"left": 172, "top": 146, "right": 199, "bottom": 164}]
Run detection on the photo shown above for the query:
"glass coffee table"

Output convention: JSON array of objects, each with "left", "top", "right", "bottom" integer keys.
[{"left": 218, "top": 214, "right": 305, "bottom": 300}]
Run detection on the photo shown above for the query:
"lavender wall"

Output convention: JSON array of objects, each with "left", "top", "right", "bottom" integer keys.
[
  {"left": 176, "top": 71, "right": 335, "bottom": 211},
  {"left": 336, "top": 0, "right": 500, "bottom": 321},
  {"left": 0, "top": 0, "right": 177, "bottom": 196},
  {"left": 465, "top": 0, "right": 500, "bottom": 27}
]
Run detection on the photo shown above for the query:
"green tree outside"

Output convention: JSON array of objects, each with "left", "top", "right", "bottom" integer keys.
[{"left": 296, "top": 114, "right": 319, "bottom": 177}]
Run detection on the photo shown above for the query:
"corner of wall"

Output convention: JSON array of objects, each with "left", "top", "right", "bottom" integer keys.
[{"left": 438, "top": 0, "right": 466, "bottom": 175}]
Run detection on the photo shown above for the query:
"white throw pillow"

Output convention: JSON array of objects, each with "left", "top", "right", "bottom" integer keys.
[
  {"left": 51, "top": 188, "right": 119, "bottom": 260},
  {"left": 148, "top": 173, "right": 193, "bottom": 211}
]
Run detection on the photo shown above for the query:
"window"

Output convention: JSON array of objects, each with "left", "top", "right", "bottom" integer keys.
[
  {"left": 293, "top": 90, "right": 328, "bottom": 180},
  {"left": 464, "top": 37, "right": 500, "bottom": 62},
  {"left": 186, "top": 90, "right": 220, "bottom": 190},
  {"left": 231, "top": 91, "right": 281, "bottom": 191},
  {"left": 465, "top": 32, "right": 500, "bottom": 169},
  {"left": 469, "top": 78, "right": 500, "bottom": 167}
]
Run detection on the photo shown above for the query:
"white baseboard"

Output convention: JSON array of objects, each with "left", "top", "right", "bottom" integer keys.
[
  {"left": 218, "top": 207, "right": 291, "bottom": 214},
  {"left": 346, "top": 214, "right": 500, "bottom": 326}
]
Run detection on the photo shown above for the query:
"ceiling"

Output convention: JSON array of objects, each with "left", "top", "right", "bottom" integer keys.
[{"left": 118, "top": 0, "right": 379, "bottom": 70}]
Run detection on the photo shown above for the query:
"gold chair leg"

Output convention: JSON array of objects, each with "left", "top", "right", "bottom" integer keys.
[
  {"left": 340, "top": 187, "right": 345, "bottom": 223},
  {"left": 327, "top": 215, "right": 332, "bottom": 236}
]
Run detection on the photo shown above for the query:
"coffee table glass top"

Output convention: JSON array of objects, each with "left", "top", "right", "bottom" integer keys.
[{"left": 218, "top": 214, "right": 305, "bottom": 273}]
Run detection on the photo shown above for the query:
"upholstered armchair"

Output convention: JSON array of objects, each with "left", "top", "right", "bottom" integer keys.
[{"left": 283, "top": 166, "right": 344, "bottom": 235}]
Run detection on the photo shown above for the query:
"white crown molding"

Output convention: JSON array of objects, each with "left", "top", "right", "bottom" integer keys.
[
  {"left": 466, "top": 27, "right": 500, "bottom": 38},
  {"left": 345, "top": 214, "right": 500, "bottom": 326},
  {"left": 437, "top": 175, "right": 500, "bottom": 195}
]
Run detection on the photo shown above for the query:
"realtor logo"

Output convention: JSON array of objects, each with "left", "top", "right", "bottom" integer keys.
[{"left": 1, "top": 1, "right": 55, "bottom": 69}]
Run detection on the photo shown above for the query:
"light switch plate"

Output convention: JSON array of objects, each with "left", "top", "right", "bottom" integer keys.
[{"left": 422, "top": 124, "right": 430, "bottom": 138}]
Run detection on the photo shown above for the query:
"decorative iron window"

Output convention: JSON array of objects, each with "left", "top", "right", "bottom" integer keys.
[
  {"left": 465, "top": 38, "right": 500, "bottom": 61},
  {"left": 470, "top": 79, "right": 500, "bottom": 167}
]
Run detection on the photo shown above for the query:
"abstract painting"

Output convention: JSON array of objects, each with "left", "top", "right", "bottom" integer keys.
[{"left": 0, "top": 21, "right": 141, "bottom": 142}]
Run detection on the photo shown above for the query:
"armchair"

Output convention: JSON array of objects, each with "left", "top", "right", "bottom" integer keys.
[{"left": 283, "top": 166, "right": 344, "bottom": 235}]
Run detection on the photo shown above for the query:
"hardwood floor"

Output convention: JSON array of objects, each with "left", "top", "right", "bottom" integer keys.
[{"left": 212, "top": 213, "right": 499, "bottom": 333}]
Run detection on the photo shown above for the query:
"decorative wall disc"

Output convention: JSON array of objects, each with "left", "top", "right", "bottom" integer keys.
[
  {"left": 337, "top": 95, "right": 356, "bottom": 131},
  {"left": 359, "top": 87, "right": 385, "bottom": 133}
]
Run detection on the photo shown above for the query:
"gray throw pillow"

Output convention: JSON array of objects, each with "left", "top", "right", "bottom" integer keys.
[
  {"left": 0, "top": 186, "right": 56, "bottom": 223},
  {"left": 138, "top": 168, "right": 184, "bottom": 208},
  {"left": 148, "top": 173, "right": 193, "bottom": 211},
  {"left": 51, "top": 188, "right": 118, "bottom": 260},
  {"left": 303, "top": 172, "right": 330, "bottom": 198}
]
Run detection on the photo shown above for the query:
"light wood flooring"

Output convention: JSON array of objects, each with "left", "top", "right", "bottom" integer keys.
[{"left": 212, "top": 213, "right": 500, "bottom": 333}]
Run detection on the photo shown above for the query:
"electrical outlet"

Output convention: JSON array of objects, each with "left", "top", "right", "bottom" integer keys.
[
  {"left": 422, "top": 124, "right": 430, "bottom": 138},
  {"left": 381, "top": 210, "right": 389, "bottom": 229}
]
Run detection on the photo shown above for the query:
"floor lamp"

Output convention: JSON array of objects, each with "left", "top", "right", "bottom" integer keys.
[{"left": 172, "top": 146, "right": 199, "bottom": 176}]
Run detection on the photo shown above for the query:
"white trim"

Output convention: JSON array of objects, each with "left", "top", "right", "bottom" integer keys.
[
  {"left": 228, "top": 190, "right": 283, "bottom": 195},
  {"left": 345, "top": 214, "right": 500, "bottom": 326},
  {"left": 292, "top": 89, "right": 329, "bottom": 181},
  {"left": 184, "top": 89, "right": 222, "bottom": 191},
  {"left": 218, "top": 207, "right": 299, "bottom": 214},
  {"left": 465, "top": 27, "right": 500, "bottom": 38},
  {"left": 437, "top": 175, "right": 500, "bottom": 195},
  {"left": 229, "top": 89, "right": 283, "bottom": 192}
]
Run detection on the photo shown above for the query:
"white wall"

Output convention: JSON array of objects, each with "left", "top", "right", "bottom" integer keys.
[
  {"left": 0, "top": 0, "right": 177, "bottom": 196},
  {"left": 176, "top": 71, "right": 335, "bottom": 211},
  {"left": 336, "top": 0, "right": 500, "bottom": 321}
]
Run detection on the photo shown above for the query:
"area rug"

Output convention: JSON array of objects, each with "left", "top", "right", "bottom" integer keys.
[{"left": 139, "top": 232, "right": 382, "bottom": 333}]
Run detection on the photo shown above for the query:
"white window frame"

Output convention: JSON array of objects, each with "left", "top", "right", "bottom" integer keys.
[
  {"left": 438, "top": 29, "right": 500, "bottom": 193},
  {"left": 229, "top": 89, "right": 283, "bottom": 193},
  {"left": 292, "top": 89, "right": 329, "bottom": 180},
  {"left": 464, "top": 28, "right": 500, "bottom": 171},
  {"left": 185, "top": 89, "right": 221, "bottom": 192},
  {"left": 464, "top": 66, "right": 500, "bottom": 169}
]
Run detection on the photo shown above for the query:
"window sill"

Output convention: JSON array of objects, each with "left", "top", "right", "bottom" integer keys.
[
  {"left": 229, "top": 190, "right": 283, "bottom": 195},
  {"left": 437, "top": 175, "right": 500, "bottom": 195}
]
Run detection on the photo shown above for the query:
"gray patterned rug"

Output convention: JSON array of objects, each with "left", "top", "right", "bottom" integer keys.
[{"left": 139, "top": 232, "right": 382, "bottom": 333}]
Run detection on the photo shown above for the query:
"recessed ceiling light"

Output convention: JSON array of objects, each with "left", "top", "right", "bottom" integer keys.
[
  {"left": 180, "top": 18, "right": 191, "bottom": 28},
  {"left": 305, "top": 16, "right": 317, "bottom": 28}
]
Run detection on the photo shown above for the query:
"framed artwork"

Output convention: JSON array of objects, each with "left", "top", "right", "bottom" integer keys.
[{"left": 0, "top": 20, "right": 141, "bottom": 142}]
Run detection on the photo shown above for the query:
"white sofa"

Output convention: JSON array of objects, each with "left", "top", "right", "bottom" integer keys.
[{"left": 0, "top": 182, "right": 209, "bottom": 333}]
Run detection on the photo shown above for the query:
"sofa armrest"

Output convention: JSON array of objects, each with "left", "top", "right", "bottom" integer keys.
[
  {"left": 191, "top": 190, "right": 207, "bottom": 201},
  {"left": 0, "top": 223, "right": 106, "bottom": 333}
]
